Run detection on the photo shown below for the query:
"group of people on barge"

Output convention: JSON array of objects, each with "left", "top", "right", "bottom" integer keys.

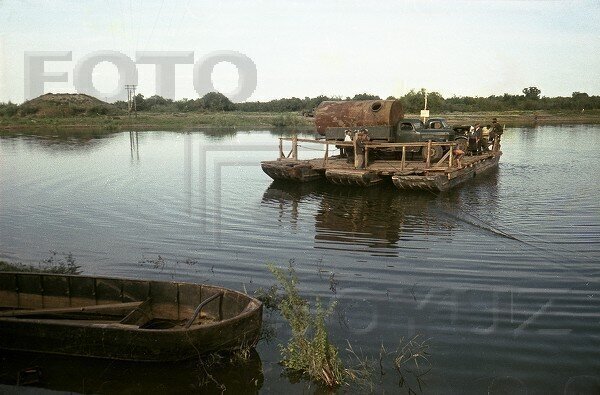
[
  {"left": 467, "top": 117, "right": 504, "bottom": 155},
  {"left": 340, "top": 117, "right": 503, "bottom": 169}
]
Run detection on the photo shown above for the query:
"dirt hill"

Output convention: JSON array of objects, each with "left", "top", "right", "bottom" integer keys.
[{"left": 19, "top": 93, "right": 123, "bottom": 117}]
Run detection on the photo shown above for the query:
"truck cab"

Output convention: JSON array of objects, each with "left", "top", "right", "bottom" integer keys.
[{"left": 395, "top": 118, "right": 456, "bottom": 143}]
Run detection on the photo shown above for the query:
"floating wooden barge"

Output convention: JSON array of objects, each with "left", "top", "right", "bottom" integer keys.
[
  {"left": 0, "top": 272, "right": 263, "bottom": 361},
  {"left": 261, "top": 136, "right": 502, "bottom": 192}
]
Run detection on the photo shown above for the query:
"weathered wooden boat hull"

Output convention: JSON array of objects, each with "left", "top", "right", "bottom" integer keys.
[
  {"left": 325, "top": 169, "right": 383, "bottom": 186},
  {"left": 262, "top": 150, "right": 502, "bottom": 191},
  {"left": 0, "top": 272, "right": 262, "bottom": 362},
  {"left": 261, "top": 160, "right": 323, "bottom": 182},
  {"left": 392, "top": 153, "right": 501, "bottom": 192}
]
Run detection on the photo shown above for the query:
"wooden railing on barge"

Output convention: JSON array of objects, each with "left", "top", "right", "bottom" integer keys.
[{"left": 277, "top": 136, "right": 500, "bottom": 172}]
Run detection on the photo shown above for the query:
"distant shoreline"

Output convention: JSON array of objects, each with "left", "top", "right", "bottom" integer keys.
[{"left": 1, "top": 110, "right": 599, "bottom": 135}]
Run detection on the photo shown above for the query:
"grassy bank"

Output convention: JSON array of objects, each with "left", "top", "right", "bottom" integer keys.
[
  {"left": 0, "top": 111, "right": 314, "bottom": 135},
  {"left": 431, "top": 109, "right": 600, "bottom": 127},
  {"left": 1, "top": 109, "right": 599, "bottom": 136}
]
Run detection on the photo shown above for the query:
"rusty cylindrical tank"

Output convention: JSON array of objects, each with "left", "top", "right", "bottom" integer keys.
[{"left": 314, "top": 100, "right": 403, "bottom": 135}]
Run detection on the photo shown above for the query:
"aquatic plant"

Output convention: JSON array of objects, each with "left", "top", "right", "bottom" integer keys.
[
  {"left": 0, "top": 251, "right": 80, "bottom": 274},
  {"left": 393, "top": 335, "right": 432, "bottom": 393},
  {"left": 253, "top": 284, "right": 283, "bottom": 310},
  {"left": 268, "top": 262, "right": 345, "bottom": 388},
  {"left": 346, "top": 335, "right": 432, "bottom": 394}
]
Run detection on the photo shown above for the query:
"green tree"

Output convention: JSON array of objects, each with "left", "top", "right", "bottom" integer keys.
[
  {"left": 426, "top": 91, "right": 445, "bottom": 110},
  {"left": 199, "top": 92, "right": 234, "bottom": 111},
  {"left": 133, "top": 94, "right": 147, "bottom": 111},
  {"left": 352, "top": 93, "right": 381, "bottom": 100},
  {"left": 522, "top": 86, "right": 541, "bottom": 100},
  {"left": 400, "top": 89, "right": 426, "bottom": 112}
]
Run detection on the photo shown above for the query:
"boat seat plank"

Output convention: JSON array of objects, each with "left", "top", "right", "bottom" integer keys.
[{"left": 0, "top": 301, "right": 143, "bottom": 318}]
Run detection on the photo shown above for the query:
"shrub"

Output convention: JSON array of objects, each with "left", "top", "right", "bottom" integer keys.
[
  {"left": 0, "top": 102, "right": 19, "bottom": 117},
  {"left": 86, "top": 106, "right": 109, "bottom": 115},
  {"left": 270, "top": 114, "right": 302, "bottom": 127},
  {"left": 19, "top": 105, "right": 39, "bottom": 116},
  {"left": 268, "top": 263, "right": 345, "bottom": 388}
]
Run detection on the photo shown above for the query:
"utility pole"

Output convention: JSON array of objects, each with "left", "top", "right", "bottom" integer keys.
[
  {"left": 420, "top": 89, "right": 430, "bottom": 123},
  {"left": 125, "top": 84, "right": 137, "bottom": 118}
]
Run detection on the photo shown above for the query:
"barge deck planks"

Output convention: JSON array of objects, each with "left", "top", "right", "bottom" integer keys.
[{"left": 261, "top": 151, "right": 502, "bottom": 191}]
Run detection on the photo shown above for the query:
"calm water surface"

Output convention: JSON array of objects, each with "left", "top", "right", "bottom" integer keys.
[{"left": 0, "top": 126, "right": 599, "bottom": 394}]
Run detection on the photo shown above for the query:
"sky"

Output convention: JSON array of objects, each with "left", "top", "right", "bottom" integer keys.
[{"left": 0, "top": 0, "right": 599, "bottom": 103}]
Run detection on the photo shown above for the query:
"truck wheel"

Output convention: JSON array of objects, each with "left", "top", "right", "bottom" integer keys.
[
  {"left": 423, "top": 146, "right": 443, "bottom": 162},
  {"left": 454, "top": 138, "right": 468, "bottom": 152}
]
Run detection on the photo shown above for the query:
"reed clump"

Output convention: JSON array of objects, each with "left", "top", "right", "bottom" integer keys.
[{"left": 268, "top": 262, "right": 345, "bottom": 388}]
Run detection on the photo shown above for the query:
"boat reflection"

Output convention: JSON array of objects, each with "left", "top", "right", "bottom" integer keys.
[
  {"left": 0, "top": 348, "right": 264, "bottom": 394},
  {"left": 262, "top": 181, "right": 458, "bottom": 256}
]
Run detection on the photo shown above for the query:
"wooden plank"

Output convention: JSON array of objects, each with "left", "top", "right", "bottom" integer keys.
[
  {"left": 0, "top": 273, "right": 18, "bottom": 307},
  {"left": 434, "top": 150, "right": 451, "bottom": 167},
  {"left": 353, "top": 134, "right": 359, "bottom": 169},
  {"left": 42, "top": 275, "right": 70, "bottom": 308},
  {"left": 279, "top": 138, "right": 284, "bottom": 158},
  {"left": 401, "top": 146, "right": 406, "bottom": 170},
  {"left": 17, "top": 275, "right": 43, "bottom": 309},
  {"left": 96, "top": 278, "right": 122, "bottom": 304},
  {"left": 0, "top": 301, "right": 143, "bottom": 318},
  {"left": 292, "top": 135, "right": 298, "bottom": 160},
  {"left": 69, "top": 276, "right": 95, "bottom": 306},
  {"left": 281, "top": 137, "right": 453, "bottom": 149}
]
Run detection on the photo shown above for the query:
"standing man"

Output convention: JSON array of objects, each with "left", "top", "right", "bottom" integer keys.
[
  {"left": 489, "top": 117, "right": 504, "bottom": 150},
  {"left": 355, "top": 129, "right": 370, "bottom": 169},
  {"left": 474, "top": 123, "right": 483, "bottom": 154}
]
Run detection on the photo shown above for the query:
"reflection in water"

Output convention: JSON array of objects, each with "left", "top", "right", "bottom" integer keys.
[
  {"left": 0, "top": 129, "right": 115, "bottom": 151},
  {"left": 314, "top": 186, "right": 444, "bottom": 255},
  {"left": 201, "top": 128, "right": 239, "bottom": 141},
  {"left": 262, "top": 181, "right": 458, "bottom": 256},
  {"left": 261, "top": 180, "right": 316, "bottom": 230},
  {"left": 129, "top": 131, "right": 139, "bottom": 162},
  {"left": 0, "top": 349, "right": 263, "bottom": 394}
]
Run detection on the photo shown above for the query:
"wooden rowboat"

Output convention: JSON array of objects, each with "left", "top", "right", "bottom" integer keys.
[{"left": 0, "top": 272, "right": 263, "bottom": 361}]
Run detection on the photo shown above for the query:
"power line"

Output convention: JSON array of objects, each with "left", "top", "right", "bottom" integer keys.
[{"left": 125, "top": 84, "right": 137, "bottom": 118}]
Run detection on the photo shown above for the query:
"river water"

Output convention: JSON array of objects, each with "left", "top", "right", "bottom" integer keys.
[{"left": 0, "top": 126, "right": 599, "bottom": 394}]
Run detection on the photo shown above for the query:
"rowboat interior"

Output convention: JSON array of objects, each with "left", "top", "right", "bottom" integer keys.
[{"left": 0, "top": 272, "right": 257, "bottom": 330}]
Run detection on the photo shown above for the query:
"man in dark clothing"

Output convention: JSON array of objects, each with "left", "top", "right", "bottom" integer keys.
[
  {"left": 474, "top": 123, "right": 483, "bottom": 154},
  {"left": 355, "top": 129, "right": 370, "bottom": 169},
  {"left": 489, "top": 117, "right": 503, "bottom": 150}
]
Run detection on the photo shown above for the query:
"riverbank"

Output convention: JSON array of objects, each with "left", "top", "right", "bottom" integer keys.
[
  {"left": 434, "top": 109, "right": 600, "bottom": 127},
  {"left": 1, "top": 109, "right": 599, "bottom": 135},
  {"left": 0, "top": 111, "right": 314, "bottom": 135}
]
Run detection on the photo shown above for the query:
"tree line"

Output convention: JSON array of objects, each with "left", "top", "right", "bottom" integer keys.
[
  {"left": 1, "top": 87, "right": 599, "bottom": 117},
  {"left": 112, "top": 87, "right": 600, "bottom": 113}
]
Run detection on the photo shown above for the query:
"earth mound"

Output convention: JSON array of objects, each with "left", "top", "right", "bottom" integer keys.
[{"left": 19, "top": 93, "right": 123, "bottom": 116}]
